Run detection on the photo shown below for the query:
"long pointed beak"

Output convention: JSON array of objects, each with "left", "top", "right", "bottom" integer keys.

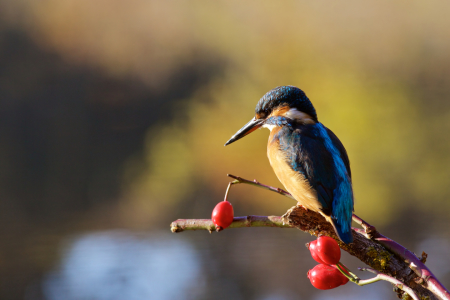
[{"left": 224, "top": 117, "right": 264, "bottom": 146}]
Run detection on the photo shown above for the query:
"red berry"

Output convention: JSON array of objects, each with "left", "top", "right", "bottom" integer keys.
[
  {"left": 307, "top": 264, "right": 349, "bottom": 290},
  {"left": 308, "top": 236, "right": 341, "bottom": 265},
  {"left": 212, "top": 201, "right": 234, "bottom": 229},
  {"left": 316, "top": 236, "right": 341, "bottom": 265},
  {"left": 307, "top": 240, "right": 326, "bottom": 264}
]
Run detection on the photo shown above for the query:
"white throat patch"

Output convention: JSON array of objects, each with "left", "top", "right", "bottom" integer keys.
[{"left": 262, "top": 123, "right": 276, "bottom": 131}]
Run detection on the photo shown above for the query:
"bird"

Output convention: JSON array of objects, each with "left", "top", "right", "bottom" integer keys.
[{"left": 225, "top": 86, "right": 354, "bottom": 244}]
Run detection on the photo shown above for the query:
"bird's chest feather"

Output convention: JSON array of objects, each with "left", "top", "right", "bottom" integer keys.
[{"left": 267, "top": 127, "right": 321, "bottom": 211}]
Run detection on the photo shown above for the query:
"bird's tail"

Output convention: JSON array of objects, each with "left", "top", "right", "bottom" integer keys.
[{"left": 326, "top": 216, "right": 353, "bottom": 244}]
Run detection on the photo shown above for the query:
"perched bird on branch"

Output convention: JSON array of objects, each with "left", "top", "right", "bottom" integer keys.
[{"left": 225, "top": 86, "right": 354, "bottom": 244}]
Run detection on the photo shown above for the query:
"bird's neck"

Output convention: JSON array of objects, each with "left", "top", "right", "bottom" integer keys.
[
  {"left": 263, "top": 115, "right": 317, "bottom": 133},
  {"left": 284, "top": 108, "right": 316, "bottom": 125}
]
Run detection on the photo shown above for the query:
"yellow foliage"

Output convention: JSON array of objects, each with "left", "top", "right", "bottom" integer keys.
[{"left": 6, "top": 0, "right": 450, "bottom": 225}]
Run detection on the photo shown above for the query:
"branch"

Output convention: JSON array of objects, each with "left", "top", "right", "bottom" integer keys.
[
  {"left": 354, "top": 228, "right": 450, "bottom": 300},
  {"left": 171, "top": 215, "right": 292, "bottom": 233},
  {"left": 227, "top": 174, "right": 449, "bottom": 300},
  {"left": 170, "top": 174, "right": 449, "bottom": 300}
]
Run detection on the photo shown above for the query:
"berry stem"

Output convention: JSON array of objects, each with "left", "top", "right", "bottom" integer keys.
[
  {"left": 336, "top": 262, "right": 359, "bottom": 283},
  {"left": 223, "top": 182, "right": 233, "bottom": 202}
]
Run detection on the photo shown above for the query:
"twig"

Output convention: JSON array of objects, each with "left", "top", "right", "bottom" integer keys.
[
  {"left": 357, "top": 268, "right": 420, "bottom": 300},
  {"left": 335, "top": 263, "right": 419, "bottom": 300},
  {"left": 171, "top": 216, "right": 293, "bottom": 233},
  {"left": 227, "top": 174, "right": 296, "bottom": 200},
  {"left": 351, "top": 214, "right": 378, "bottom": 238}
]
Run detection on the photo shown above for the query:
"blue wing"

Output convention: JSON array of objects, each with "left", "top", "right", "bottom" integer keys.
[
  {"left": 278, "top": 123, "right": 354, "bottom": 243},
  {"left": 326, "top": 127, "right": 351, "bottom": 180}
]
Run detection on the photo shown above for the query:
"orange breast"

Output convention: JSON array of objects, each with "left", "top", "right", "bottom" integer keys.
[{"left": 267, "top": 128, "right": 322, "bottom": 212}]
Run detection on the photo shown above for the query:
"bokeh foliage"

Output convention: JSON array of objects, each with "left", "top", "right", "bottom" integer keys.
[
  {"left": 1, "top": 0, "right": 450, "bottom": 299},
  {"left": 15, "top": 0, "right": 446, "bottom": 226}
]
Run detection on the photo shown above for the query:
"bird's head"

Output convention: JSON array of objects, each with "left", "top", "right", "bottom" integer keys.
[{"left": 225, "top": 86, "right": 318, "bottom": 146}]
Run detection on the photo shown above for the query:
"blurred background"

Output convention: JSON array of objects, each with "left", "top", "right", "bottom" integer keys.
[{"left": 0, "top": 1, "right": 449, "bottom": 299}]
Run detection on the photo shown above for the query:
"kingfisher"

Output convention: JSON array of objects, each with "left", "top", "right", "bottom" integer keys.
[{"left": 225, "top": 86, "right": 354, "bottom": 244}]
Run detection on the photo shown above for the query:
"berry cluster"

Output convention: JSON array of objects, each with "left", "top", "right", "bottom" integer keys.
[
  {"left": 210, "top": 201, "right": 351, "bottom": 291},
  {"left": 307, "top": 236, "right": 349, "bottom": 290}
]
